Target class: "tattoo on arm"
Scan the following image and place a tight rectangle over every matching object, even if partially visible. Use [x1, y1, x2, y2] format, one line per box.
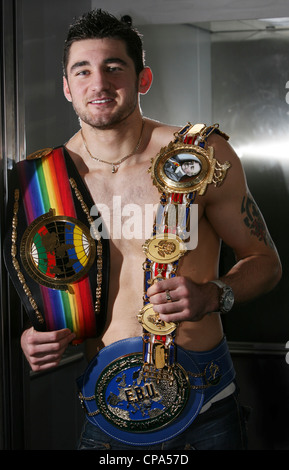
[241, 194, 273, 247]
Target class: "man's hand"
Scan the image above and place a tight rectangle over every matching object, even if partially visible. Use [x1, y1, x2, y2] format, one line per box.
[147, 277, 218, 323]
[21, 327, 76, 372]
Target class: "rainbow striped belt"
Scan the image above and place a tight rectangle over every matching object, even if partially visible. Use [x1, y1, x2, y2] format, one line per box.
[4, 146, 109, 343]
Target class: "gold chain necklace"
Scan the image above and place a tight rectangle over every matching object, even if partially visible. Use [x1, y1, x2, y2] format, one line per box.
[81, 120, 145, 173]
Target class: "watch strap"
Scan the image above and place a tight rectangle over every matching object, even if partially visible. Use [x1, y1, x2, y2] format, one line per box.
[209, 279, 227, 290]
[208, 280, 234, 314]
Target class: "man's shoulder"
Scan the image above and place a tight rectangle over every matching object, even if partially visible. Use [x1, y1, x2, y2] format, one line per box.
[146, 118, 179, 133]
[146, 119, 180, 146]
[147, 120, 230, 146]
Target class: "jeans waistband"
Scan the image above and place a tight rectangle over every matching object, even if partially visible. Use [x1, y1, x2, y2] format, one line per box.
[176, 337, 236, 405]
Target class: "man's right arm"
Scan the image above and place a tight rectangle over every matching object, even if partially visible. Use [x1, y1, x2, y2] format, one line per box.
[21, 327, 76, 372]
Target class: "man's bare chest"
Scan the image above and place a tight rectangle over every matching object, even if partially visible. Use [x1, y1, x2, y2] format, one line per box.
[84, 166, 161, 242]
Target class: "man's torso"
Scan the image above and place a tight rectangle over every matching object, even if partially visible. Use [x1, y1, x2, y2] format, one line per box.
[66, 119, 224, 359]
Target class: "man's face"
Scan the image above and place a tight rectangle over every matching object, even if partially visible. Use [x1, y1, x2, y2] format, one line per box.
[63, 38, 140, 129]
[181, 161, 200, 176]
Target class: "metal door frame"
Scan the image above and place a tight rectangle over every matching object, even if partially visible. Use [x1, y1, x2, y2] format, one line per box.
[0, 0, 26, 450]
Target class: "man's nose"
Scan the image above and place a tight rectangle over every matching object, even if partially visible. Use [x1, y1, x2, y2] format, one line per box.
[90, 69, 110, 91]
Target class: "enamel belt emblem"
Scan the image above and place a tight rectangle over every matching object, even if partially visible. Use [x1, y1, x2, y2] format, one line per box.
[77, 337, 204, 446]
[20, 209, 96, 292]
[149, 139, 230, 195]
[95, 353, 189, 433]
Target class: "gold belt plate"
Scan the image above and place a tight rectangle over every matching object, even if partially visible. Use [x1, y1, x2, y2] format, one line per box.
[143, 234, 187, 264]
[20, 209, 96, 291]
[149, 140, 230, 196]
[138, 303, 177, 335]
[95, 353, 190, 433]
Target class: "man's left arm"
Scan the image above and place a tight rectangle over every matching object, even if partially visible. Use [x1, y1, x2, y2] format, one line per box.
[204, 133, 282, 304]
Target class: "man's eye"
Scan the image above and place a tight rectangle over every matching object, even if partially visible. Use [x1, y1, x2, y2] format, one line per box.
[107, 66, 122, 72]
[76, 70, 89, 76]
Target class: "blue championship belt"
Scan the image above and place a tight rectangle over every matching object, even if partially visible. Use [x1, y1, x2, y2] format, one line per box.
[77, 336, 235, 446]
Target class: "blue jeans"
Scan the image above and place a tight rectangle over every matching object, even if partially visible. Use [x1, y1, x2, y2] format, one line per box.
[77, 387, 249, 450]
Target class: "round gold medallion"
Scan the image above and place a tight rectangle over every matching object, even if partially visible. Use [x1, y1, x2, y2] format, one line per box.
[139, 304, 177, 335]
[143, 234, 187, 264]
[20, 210, 96, 290]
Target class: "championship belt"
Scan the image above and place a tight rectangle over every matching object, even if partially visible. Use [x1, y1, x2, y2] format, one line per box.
[77, 123, 232, 444]
[139, 121, 231, 397]
[77, 336, 235, 445]
[4, 146, 109, 343]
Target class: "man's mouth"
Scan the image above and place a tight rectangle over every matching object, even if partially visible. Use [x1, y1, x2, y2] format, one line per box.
[89, 98, 114, 104]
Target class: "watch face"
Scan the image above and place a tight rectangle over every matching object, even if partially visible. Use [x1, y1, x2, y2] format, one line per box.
[222, 288, 234, 312]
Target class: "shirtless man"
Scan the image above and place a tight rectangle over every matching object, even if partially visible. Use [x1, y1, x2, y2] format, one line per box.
[20, 10, 281, 449]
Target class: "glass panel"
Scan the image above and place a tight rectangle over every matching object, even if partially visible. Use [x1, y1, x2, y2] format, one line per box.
[22, 0, 91, 155]
[197, 19, 289, 346]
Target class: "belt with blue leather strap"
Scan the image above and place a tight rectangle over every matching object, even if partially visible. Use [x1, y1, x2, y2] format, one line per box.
[77, 336, 235, 446]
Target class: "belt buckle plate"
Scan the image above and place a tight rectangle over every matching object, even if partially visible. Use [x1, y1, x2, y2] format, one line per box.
[77, 338, 205, 445]
[95, 353, 190, 433]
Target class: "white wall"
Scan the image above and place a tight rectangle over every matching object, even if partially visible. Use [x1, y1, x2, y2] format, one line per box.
[91, 0, 289, 25]
[140, 24, 212, 127]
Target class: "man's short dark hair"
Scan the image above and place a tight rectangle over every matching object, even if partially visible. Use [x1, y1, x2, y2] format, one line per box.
[63, 9, 145, 77]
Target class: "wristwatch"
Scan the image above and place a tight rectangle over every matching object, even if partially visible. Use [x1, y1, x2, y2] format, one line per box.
[209, 280, 234, 314]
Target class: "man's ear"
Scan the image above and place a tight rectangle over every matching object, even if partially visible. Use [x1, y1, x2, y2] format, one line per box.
[138, 67, 153, 95]
[63, 76, 72, 102]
